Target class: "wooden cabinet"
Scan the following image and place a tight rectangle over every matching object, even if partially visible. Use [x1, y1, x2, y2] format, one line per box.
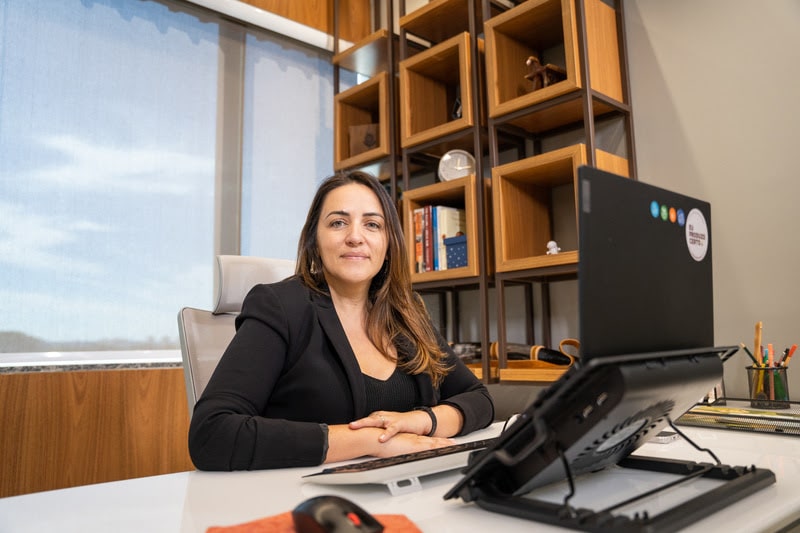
[0, 367, 193, 498]
[333, 0, 636, 384]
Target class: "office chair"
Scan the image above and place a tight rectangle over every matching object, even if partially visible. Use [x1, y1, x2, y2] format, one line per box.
[177, 255, 296, 414]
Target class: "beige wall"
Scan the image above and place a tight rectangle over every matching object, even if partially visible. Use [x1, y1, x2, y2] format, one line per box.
[624, 1, 800, 397]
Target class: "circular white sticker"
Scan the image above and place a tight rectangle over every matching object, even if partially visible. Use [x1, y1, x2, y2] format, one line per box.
[685, 208, 708, 261]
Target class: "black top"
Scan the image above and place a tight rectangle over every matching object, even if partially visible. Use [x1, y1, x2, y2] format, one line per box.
[188, 277, 494, 471]
[363, 369, 420, 414]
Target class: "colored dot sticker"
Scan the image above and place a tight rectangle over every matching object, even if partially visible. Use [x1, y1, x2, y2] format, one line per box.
[669, 207, 677, 223]
[660, 205, 668, 221]
[650, 201, 660, 218]
[685, 208, 709, 261]
[677, 209, 686, 227]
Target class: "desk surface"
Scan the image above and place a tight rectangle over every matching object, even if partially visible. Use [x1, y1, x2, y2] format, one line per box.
[1, 424, 798, 533]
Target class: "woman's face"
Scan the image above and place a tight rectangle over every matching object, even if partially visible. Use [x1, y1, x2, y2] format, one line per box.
[316, 183, 388, 293]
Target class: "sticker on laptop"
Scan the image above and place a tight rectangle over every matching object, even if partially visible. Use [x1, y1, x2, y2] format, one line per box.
[685, 208, 708, 261]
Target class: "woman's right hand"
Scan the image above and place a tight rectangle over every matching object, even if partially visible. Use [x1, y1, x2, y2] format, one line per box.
[324, 424, 454, 463]
[348, 409, 432, 442]
[370, 432, 456, 458]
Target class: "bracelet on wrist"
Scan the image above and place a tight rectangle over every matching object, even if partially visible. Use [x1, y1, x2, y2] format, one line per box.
[414, 405, 437, 437]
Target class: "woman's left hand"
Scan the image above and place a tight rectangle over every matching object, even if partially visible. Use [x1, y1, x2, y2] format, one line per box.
[349, 410, 431, 443]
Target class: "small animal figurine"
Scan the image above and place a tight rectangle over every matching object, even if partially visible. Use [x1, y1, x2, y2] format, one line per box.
[524, 56, 567, 91]
[546, 240, 561, 255]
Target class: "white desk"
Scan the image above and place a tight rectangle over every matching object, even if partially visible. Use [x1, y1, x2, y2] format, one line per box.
[1, 425, 798, 533]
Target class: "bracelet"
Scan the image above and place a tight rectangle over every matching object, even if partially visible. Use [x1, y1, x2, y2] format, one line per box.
[415, 406, 437, 437]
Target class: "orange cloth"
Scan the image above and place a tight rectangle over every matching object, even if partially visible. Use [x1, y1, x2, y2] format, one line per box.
[206, 511, 422, 533]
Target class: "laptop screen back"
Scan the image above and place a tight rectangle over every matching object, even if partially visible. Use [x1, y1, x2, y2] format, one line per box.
[445, 167, 729, 500]
[578, 166, 714, 360]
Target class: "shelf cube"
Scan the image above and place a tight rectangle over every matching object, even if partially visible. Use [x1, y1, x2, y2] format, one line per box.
[485, 0, 624, 125]
[334, 72, 391, 170]
[399, 32, 482, 148]
[402, 174, 489, 282]
[492, 144, 628, 273]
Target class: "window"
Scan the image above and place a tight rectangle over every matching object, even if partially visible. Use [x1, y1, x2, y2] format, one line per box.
[0, 0, 335, 354]
[240, 32, 335, 259]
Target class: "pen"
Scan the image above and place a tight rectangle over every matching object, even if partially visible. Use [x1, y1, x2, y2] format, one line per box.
[767, 344, 775, 400]
[754, 321, 763, 367]
[776, 347, 789, 366]
[739, 342, 760, 366]
[783, 344, 797, 367]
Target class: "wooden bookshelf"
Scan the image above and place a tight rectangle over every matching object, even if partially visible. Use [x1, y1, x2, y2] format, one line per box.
[334, 72, 392, 170]
[492, 143, 628, 273]
[402, 174, 490, 282]
[485, 0, 624, 122]
[399, 32, 483, 148]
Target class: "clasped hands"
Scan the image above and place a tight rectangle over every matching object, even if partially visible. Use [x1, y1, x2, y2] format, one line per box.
[325, 406, 464, 462]
[348, 408, 454, 453]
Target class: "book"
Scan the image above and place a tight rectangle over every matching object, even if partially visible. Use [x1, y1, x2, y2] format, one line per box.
[413, 207, 424, 273]
[434, 206, 466, 270]
[677, 399, 800, 436]
[423, 205, 433, 272]
[431, 204, 439, 270]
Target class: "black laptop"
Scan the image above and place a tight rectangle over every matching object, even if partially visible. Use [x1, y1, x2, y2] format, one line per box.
[444, 167, 761, 528]
[578, 165, 715, 358]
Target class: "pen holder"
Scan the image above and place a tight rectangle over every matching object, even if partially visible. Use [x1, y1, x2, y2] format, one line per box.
[747, 366, 790, 409]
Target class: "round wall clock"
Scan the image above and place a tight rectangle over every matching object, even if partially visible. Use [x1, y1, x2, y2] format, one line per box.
[438, 149, 476, 181]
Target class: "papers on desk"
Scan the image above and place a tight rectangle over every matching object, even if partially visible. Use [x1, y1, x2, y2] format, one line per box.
[677, 399, 800, 436]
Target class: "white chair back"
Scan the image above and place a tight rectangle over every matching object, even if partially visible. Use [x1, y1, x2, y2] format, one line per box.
[177, 255, 296, 413]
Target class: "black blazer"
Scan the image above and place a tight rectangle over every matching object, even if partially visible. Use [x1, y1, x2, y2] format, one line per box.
[188, 277, 494, 471]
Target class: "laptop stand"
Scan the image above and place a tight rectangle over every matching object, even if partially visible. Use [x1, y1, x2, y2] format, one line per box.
[463, 454, 775, 533]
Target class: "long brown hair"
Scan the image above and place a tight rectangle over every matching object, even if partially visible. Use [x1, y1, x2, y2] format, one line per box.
[296, 171, 450, 385]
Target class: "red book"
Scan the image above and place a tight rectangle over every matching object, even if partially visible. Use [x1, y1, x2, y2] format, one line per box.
[423, 205, 433, 272]
[413, 207, 424, 273]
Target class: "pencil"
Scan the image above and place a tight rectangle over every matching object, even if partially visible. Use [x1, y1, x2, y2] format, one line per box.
[739, 342, 760, 366]
[755, 321, 763, 367]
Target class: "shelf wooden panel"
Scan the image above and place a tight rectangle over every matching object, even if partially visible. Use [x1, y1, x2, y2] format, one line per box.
[492, 143, 628, 273]
[399, 32, 483, 148]
[333, 29, 391, 78]
[333, 28, 427, 79]
[502, 94, 621, 135]
[466, 364, 489, 380]
[594, 148, 630, 177]
[498, 366, 568, 383]
[467, 360, 569, 383]
[246, 0, 370, 43]
[584, 0, 623, 103]
[485, 0, 623, 121]
[402, 174, 489, 282]
[400, 0, 499, 44]
[334, 72, 392, 170]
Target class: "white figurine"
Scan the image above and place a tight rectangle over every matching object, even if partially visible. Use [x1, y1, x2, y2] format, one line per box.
[546, 240, 561, 255]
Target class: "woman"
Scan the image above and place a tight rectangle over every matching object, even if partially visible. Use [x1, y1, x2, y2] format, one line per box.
[188, 171, 494, 470]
